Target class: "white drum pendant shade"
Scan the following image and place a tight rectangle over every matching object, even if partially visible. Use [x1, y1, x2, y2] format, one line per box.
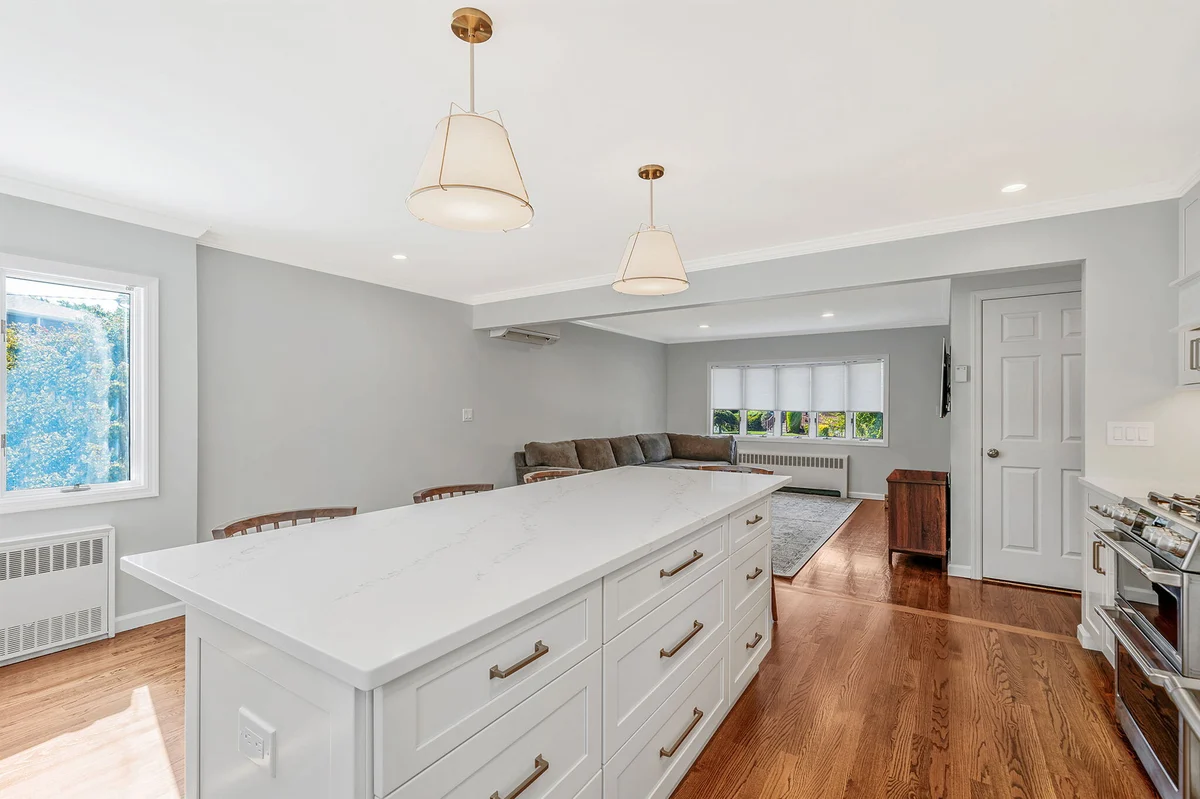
[407, 112, 533, 232]
[612, 226, 689, 295]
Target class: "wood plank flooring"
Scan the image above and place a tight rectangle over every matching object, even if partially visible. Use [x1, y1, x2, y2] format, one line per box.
[0, 499, 1155, 798]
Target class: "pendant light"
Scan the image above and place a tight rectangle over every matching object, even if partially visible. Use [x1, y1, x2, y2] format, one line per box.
[612, 164, 689, 295]
[407, 8, 533, 232]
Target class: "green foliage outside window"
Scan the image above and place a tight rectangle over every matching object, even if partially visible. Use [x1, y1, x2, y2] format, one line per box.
[853, 411, 884, 440]
[712, 409, 739, 434]
[782, 411, 809, 436]
[746, 410, 775, 436]
[816, 411, 846, 438]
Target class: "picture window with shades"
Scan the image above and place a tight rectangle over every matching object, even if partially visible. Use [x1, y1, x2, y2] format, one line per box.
[709, 358, 887, 445]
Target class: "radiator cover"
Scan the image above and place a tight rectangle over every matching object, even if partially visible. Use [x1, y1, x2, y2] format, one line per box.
[737, 449, 849, 497]
[0, 526, 115, 665]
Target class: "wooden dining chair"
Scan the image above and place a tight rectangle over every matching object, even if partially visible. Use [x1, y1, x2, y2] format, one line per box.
[698, 465, 776, 475]
[211, 507, 358, 539]
[413, 484, 494, 503]
[523, 469, 587, 483]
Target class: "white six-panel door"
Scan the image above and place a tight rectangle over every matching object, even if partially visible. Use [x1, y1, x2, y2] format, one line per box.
[981, 292, 1083, 589]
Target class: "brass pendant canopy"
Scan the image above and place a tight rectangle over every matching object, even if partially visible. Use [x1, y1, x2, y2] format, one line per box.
[407, 7, 533, 232]
[612, 164, 689, 296]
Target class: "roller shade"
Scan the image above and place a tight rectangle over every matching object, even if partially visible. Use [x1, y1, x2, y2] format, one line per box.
[847, 361, 884, 412]
[711, 367, 743, 409]
[811, 364, 846, 410]
[743, 367, 776, 410]
[778, 366, 812, 411]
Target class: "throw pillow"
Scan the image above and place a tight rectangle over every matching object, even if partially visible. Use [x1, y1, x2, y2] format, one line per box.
[668, 433, 733, 463]
[574, 439, 618, 471]
[524, 440, 582, 470]
[609, 435, 647, 466]
[636, 433, 673, 463]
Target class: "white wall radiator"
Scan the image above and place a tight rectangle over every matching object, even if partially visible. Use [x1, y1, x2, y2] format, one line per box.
[0, 526, 115, 666]
[737, 449, 849, 497]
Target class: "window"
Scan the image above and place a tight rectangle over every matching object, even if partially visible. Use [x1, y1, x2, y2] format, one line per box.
[2, 255, 158, 513]
[708, 358, 887, 445]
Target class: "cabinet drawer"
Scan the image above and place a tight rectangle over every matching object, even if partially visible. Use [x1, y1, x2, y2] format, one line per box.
[730, 595, 772, 701]
[730, 499, 771, 553]
[571, 771, 601, 799]
[375, 582, 601, 794]
[387, 652, 601, 799]
[729, 530, 771, 626]
[603, 519, 727, 641]
[604, 644, 728, 799]
[603, 564, 727, 761]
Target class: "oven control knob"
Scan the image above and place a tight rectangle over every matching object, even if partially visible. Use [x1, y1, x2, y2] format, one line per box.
[1162, 533, 1191, 558]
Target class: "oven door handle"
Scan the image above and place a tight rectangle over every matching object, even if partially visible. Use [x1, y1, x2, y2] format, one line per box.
[1094, 606, 1179, 687]
[1166, 678, 1200, 740]
[1094, 530, 1183, 587]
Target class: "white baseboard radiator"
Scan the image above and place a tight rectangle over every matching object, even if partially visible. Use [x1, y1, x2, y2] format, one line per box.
[737, 449, 849, 497]
[0, 526, 115, 666]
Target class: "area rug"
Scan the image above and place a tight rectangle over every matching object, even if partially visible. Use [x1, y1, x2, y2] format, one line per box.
[771, 492, 861, 578]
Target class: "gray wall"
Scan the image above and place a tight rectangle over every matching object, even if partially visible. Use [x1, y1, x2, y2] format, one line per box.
[197, 247, 667, 539]
[665, 326, 951, 496]
[0, 194, 199, 621]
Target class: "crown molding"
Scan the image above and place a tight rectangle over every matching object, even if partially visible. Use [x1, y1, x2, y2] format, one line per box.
[0, 175, 210, 238]
[582, 316, 951, 346]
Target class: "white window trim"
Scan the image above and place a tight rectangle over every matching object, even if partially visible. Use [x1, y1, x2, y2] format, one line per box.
[0, 253, 159, 515]
[707, 355, 889, 448]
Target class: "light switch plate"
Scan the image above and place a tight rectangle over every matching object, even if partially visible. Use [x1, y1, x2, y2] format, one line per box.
[954, 365, 969, 383]
[462, 408, 474, 422]
[1107, 421, 1154, 447]
[238, 707, 276, 776]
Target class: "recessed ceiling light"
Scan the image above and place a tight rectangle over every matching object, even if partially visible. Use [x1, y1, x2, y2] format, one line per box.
[392, 253, 408, 260]
[822, 312, 835, 318]
[698, 324, 710, 329]
[1001, 183, 1027, 193]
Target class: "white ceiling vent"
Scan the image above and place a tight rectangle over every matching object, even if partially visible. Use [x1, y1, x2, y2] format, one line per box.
[489, 326, 560, 346]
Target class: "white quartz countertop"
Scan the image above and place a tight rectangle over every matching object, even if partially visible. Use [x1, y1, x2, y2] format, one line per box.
[1079, 475, 1156, 503]
[122, 466, 789, 690]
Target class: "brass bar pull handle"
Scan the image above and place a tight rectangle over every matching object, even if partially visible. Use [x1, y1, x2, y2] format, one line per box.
[659, 708, 704, 758]
[490, 640, 549, 680]
[746, 514, 763, 526]
[746, 566, 763, 581]
[489, 754, 549, 799]
[746, 632, 763, 650]
[1191, 338, 1200, 371]
[660, 620, 704, 658]
[1092, 540, 1106, 575]
[660, 550, 703, 578]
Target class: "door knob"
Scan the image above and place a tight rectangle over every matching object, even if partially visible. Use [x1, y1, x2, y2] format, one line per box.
[986, 448, 1000, 458]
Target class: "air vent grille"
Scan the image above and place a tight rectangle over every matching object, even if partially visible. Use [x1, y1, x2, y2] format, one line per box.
[0, 536, 105, 582]
[738, 452, 846, 470]
[0, 606, 104, 658]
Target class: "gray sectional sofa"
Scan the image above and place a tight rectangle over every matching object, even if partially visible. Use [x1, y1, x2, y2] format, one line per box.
[514, 433, 737, 482]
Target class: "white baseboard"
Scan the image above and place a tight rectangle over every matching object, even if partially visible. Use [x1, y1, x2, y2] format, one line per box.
[115, 601, 184, 633]
[946, 564, 974, 579]
[1077, 623, 1099, 652]
[848, 492, 885, 500]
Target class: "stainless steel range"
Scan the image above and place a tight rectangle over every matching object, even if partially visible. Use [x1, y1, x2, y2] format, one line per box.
[1095, 493, 1200, 799]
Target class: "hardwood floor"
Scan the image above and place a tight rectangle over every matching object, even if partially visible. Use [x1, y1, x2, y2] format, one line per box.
[0, 500, 1154, 798]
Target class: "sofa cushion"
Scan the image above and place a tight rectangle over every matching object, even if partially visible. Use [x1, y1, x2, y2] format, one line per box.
[644, 458, 733, 468]
[636, 433, 673, 463]
[609, 435, 647, 466]
[574, 438, 618, 471]
[524, 440, 581, 470]
[667, 434, 734, 463]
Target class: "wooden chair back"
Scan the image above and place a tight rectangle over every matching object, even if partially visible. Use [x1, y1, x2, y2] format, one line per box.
[413, 484, 494, 503]
[698, 465, 775, 475]
[212, 507, 358, 539]
[523, 469, 587, 483]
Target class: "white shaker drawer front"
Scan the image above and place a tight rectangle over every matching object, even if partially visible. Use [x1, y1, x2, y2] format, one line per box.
[729, 530, 771, 626]
[603, 564, 727, 761]
[730, 595, 772, 701]
[375, 582, 601, 795]
[571, 771, 602, 799]
[730, 499, 771, 553]
[603, 519, 728, 642]
[388, 652, 602, 799]
[604, 644, 728, 799]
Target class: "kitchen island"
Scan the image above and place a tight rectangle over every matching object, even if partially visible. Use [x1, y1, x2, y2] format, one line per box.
[122, 465, 789, 799]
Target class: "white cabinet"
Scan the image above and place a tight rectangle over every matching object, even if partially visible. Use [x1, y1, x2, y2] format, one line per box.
[1078, 488, 1116, 667]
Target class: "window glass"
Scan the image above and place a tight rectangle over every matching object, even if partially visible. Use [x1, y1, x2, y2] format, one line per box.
[816, 411, 846, 439]
[853, 411, 884, 440]
[782, 411, 809, 437]
[5, 277, 131, 491]
[745, 410, 775, 436]
[712, 409, 740, 434]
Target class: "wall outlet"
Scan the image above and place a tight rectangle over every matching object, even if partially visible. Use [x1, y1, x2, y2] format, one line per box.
[462, 408, 474, 422]
[1107, 421, 1154, 447]
[238, 707, 276, 776]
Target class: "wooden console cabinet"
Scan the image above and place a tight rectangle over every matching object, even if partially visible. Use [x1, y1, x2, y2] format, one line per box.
[886, 469, 949, 569]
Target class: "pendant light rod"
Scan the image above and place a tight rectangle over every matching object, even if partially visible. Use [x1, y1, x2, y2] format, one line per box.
[469, 41, 475, 112]
[451, 8, 492, 114]
[637, 164, 665, 229]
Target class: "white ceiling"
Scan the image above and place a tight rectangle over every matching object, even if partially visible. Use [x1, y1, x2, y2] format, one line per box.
[1, 2, 1198, 304]
[580, 280, 951, 344]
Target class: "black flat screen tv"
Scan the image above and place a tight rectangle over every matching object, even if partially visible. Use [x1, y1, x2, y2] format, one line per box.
[938, 337, 951, 418]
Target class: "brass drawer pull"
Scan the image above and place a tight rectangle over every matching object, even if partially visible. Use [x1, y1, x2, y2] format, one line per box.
[660, 708, 704, 758]
[746, 632, 763, 650]
[660, 550, 704, 578]
[1092, 540, 1106, 576]
[490, 640, 549, 680]
[660, 620, 704, 658]
[746, 514, 764, 526]
[746, 566, 763, 581]
[489, 754, 549, 799]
